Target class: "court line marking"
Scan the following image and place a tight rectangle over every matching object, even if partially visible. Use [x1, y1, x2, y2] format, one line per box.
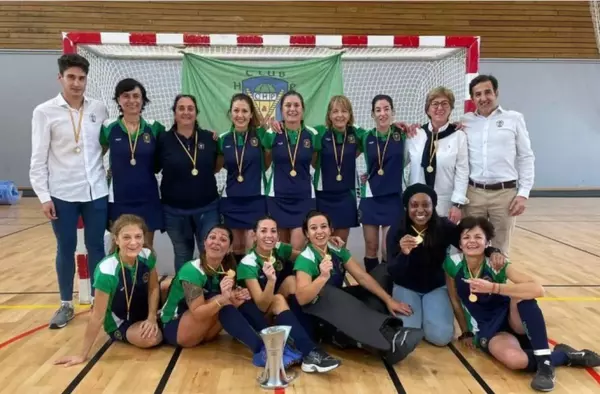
[154, 346, 182, 394]
[548, 339, 600, 386]
[0, 310, 88, 350]
[516, 225, 600, 259]
[0, 304, 92, 310]
[0, 220, 50, 239]
[381, 356, 407, 394]
[61, 339, 113, 394]
[447, 343, 495, 394]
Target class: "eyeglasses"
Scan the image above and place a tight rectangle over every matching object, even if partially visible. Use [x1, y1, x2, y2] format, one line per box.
[430, 101, 451, 109]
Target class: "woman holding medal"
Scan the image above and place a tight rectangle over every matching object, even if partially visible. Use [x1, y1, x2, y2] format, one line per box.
[387, 183, 505, 347]
[407, 87, 468, 223]
[359, 95, 409, 273]
[236, 216, 342, 373]
[294, 210, 423, 365]
[444, 216, 600, 392]
[218, 93, 269, 262]
[54, 214, 163, 367]
[262, 91, 320, 251]
[156, 94, 221, 273]
[101, 78, 165, 246]
[160, 224, 305, 368]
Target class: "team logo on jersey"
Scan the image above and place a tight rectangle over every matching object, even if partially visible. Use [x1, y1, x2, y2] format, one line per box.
[250, 137, 259, 147]
[198, 142, 205, 150]
[393, 132, 401, 141]
[496, 120, 504, 127]
[303, 138, 311, 148]
[143, 133, 151, 143]
[347, 134, 356, 144]
[142, 272, 150, 283]
[90, 113, 96, 123]
[240, 76, 289, 122]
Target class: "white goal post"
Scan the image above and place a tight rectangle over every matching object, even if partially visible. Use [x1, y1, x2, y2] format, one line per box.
[63, 31, 480, 294]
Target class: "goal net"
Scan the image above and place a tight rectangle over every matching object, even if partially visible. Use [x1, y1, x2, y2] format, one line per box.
[63, 32, 479, 194]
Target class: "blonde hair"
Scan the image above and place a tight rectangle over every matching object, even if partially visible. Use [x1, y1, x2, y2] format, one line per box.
[325, 95, 355, 129]
[425, 87, 455, 119]
[108, 214, 151, 255]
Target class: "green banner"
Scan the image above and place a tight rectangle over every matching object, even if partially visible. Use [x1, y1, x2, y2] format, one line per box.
[181, 52, 344, 133]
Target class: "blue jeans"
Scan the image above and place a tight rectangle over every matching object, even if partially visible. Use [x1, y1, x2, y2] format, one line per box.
[392, 284, 454, 346]
[51, 196, 108, 302]
[163, 199, 220, 273]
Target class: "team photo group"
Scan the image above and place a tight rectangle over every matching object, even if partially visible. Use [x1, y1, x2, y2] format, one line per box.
[29, 52, 600, 392]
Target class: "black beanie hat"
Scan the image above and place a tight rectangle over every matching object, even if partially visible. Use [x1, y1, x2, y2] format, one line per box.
[402, 183, 438, 208]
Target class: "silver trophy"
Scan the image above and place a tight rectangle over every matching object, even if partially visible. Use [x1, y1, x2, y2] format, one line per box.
[257, 325, 297, 389]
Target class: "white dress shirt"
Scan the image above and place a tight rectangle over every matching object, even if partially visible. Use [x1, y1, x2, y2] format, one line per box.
[407, 122, 469, 215]
[29, 93, 109, 204]
[461, 106, 535, 198]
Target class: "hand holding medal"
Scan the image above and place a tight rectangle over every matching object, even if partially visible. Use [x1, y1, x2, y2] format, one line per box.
[262, 257, 277, 282]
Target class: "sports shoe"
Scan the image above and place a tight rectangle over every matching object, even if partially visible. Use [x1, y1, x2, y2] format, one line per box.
[554, 343, 600, 368]
[531, 359, 555, 392]
[301, 347, 341, 373]
[49, 303, 74, 329]
[252, 346, 267, 367]
[283, 345, 303, 367]
[380, 320, 424, 365]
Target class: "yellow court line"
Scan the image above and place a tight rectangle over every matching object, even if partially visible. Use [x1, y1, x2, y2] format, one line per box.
[538, 297, 600, 302]
[0, 304, 91, 310]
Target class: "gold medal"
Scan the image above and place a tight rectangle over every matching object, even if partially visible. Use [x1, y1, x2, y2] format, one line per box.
[233, 131, 248, 186]
[175, 130, 198, 177]
[268, 256, 276, 265]
[68, 104, 84, 155]
[332, 130, 346, 183]
[74, 146, 81, 154]
[469, 293, 478, 303]
[414, 235, 423, 244]
[377, 168, 384, 176]
[290, 169, 297, 177]
[426, 165, 434, 173]
[375, 128, 391, 179]
[191, 168, 198, 176]
[237, 175, 244, 183]
[336, 174, 343, 181]
[123, 119, 141, 168]
[130, 158, 136, 166]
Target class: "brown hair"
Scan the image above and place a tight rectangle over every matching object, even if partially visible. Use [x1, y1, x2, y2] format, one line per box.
[108, 214, 151, 255]
[425, 87, 455, 119]
[229, 93, 262, 131]
[200, 224, 237, 277]
[325, 95, 355, 129]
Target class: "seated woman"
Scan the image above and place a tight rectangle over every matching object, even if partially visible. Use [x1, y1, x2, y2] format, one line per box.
[237, 215, 341, 373]
[159, 224, 302, 367]
[54, 214, 163, 367]
[445, 216, 600, 392]
[387, 183, 506, 347]
[293, 210, 423, 365]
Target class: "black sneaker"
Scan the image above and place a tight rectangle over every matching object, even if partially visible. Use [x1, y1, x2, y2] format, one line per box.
[301, 348, 341, 373]
[554, 343, 600, 368]
[531, 359, 556, 392]
[380, 320, 424, 365]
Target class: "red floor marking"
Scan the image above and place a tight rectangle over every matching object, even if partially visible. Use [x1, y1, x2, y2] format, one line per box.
[549, 338, 600, 385]
[274, 388, 286, 394]
[0, 311, 88, 350]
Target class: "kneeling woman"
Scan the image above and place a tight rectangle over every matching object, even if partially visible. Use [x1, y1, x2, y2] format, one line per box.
[446, 216, 600, 392]
[160, 224, 301, 367]
[55, 214, 163, 367]
[294, 210, 423, 364]
[237, 216, 341, 373]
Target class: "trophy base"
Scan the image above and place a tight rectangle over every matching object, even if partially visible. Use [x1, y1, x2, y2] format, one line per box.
[257, 370, 297, 389]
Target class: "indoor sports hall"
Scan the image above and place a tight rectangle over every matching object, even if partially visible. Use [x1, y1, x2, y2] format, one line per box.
[1, 2, 600, 393]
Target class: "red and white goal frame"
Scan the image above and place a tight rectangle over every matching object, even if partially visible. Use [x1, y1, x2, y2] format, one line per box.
[63, 31, 480, 295]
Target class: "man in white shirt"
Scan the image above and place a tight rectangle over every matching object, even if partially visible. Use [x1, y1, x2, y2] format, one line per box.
[461, 75, 535, 255]
[29, 54, 109, 329]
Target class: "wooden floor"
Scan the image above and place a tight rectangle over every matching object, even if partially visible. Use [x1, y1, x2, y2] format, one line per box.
[1, 197, 600, 394]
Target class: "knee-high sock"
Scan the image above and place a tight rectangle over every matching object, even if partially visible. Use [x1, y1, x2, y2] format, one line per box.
[286, 295, 315, 338]
[523, 350, 569, 371]
[517, 299, 552, 365]
[274, 310, 316, 357]
[237, 301, 269, 332]
[364, 257, 379, 273]
[218, 305, 263, 354]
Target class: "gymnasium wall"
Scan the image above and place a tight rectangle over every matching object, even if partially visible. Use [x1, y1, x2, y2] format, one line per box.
[1, 1, 599, 193]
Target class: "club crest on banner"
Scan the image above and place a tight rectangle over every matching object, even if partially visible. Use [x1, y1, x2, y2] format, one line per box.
[242, 77, 288, 122]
